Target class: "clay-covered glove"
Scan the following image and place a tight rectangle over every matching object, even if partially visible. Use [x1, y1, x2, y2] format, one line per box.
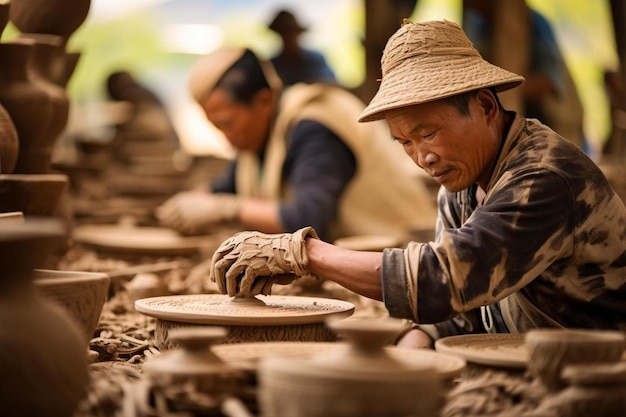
[155, 191, 241, 235]
[209, 226, 319, 297]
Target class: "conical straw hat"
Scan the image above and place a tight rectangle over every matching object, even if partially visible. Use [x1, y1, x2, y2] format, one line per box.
[359, 20, 525, 122]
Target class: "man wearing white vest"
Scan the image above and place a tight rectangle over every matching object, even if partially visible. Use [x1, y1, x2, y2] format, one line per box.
[156, 47, 437, 242]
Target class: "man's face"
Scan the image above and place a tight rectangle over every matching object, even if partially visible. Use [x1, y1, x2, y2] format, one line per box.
[201, 88, 272, 152]
[385, 90, 500, 192]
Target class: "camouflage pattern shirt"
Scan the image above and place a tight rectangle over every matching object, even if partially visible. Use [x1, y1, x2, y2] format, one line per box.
[382, 114, 626, 336]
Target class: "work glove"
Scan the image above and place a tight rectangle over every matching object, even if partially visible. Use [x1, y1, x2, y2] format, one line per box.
[209, 226, 319, 297]
[155, 191, 241, 235]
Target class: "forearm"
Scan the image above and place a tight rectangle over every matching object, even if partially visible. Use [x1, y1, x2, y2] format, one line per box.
[237, 198, 284, 234]
[305, 238, 383, 301]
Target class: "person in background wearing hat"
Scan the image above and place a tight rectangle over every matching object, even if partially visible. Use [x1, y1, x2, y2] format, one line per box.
[463, 0, 587, 151]
[267, 9, 337, 86]
[208, 20, 626, 347]
[156, 47, 437, 245]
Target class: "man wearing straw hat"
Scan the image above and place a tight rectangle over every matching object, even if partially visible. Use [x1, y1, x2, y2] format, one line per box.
[156, 47, 437, 243]
[208, 20, 626, 346]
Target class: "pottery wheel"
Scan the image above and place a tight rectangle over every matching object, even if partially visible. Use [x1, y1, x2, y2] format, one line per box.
[73, 224, 214, 256]
[134, 294, 355, 326]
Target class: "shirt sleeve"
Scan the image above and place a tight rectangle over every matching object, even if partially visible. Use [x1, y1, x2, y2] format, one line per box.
[382, 166, 575, 324]
[279, 119, 356, 241]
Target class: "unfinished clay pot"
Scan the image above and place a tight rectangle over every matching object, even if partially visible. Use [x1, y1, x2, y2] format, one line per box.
[33, 269, 110, 342]
[525, 328, 626, 391]
[0, 39, 54, 174]
[0, 104, 19, 174]
[0, 173, 68, 216]
[53, 50, 80, 87]
[0, 3, 19, 174]
[528, 362, 626, 417]
[9, 0, 91, 44]
[0, 1, 9, 35]
[257, 318, 444, 417]
[138, 327, 248, 415]
[20, 33, 70, 162]
[0, 218, 89, 417]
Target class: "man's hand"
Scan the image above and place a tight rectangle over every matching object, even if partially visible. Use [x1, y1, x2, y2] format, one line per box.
[209, 227, 319, 297]
[155, 191, 241, 235]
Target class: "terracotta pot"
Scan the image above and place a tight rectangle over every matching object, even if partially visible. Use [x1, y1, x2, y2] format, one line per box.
[0, 1, 9, 35]
[0, 218, 90, 417]
[525, 328, 626, 391]
[0, 39, 54, 174]
[9, 0, 91, 44]
[257, 318, 444, 417]
[54, 50, 81, 87]
[0, 173, 68, 216]
[0, 103, 19, 174]
[20, 33, 70, 160]
[33, 269, 110, 342]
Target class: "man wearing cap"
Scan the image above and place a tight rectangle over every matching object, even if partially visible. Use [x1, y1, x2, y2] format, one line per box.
[156, 47, 437, 243]
[267, 9, 337, 86]
[208, 20, 626, 346]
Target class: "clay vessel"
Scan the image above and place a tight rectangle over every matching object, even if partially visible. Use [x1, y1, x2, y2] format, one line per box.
[0, 104, 19, 174]
[9, 0, 91, 44]
[0, 218, 90, 417]
[53, 50, 80, 87]
[0, 0, 9, 36]
[19, 33, 70, 164]
[257, 318, 444, 417]
[525, 328, 626, 391]
[137, 327, 248, 415]
[0, 2, 23, 174]
[0, 39, 54, 174]
[0, 173, 68, 216]
[34, 269, 110, 342]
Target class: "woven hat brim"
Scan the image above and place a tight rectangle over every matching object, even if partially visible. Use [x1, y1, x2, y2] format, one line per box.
[188, 47, 246, 104]
[358, 55, 525, 123]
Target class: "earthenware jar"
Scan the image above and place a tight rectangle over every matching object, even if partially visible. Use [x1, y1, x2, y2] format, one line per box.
[0, 104, 19, 174]
[525, 328, 626, 391]
[0, 173, 68, 216]
[0, 218, 90, 416]
[0, 39, 54, 174]
[0, 3, 22, 174]
[53, 50, 80, 87]
[528, 362, 626, 417]
[0, 0, 9, 36]
[257, 318, 443, 417]
[142, 326, 247, 414]
[20, 33, 70, 165]
[9, 0, 91, 45]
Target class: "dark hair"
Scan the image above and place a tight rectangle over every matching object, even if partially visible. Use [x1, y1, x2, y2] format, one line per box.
[444, 87, 503, 117]
[215, 49, 270, 105]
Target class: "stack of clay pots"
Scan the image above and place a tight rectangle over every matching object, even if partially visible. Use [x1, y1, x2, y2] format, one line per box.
[0, 0, 91, 254]
[0, 2, 97, 416]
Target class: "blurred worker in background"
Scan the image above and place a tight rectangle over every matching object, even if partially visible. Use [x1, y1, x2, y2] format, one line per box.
[267, 9, 337, 86]
[463, 0, 586, 150]
[156, 47, 437, 243]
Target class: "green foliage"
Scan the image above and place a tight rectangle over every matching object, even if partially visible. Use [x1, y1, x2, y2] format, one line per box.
[63, 13, 168, 102]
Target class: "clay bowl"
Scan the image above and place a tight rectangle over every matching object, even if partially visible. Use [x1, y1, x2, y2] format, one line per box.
[525, 328, 626, 391]
[0, 174, 68, 216]
[34, 269, 110, 342]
